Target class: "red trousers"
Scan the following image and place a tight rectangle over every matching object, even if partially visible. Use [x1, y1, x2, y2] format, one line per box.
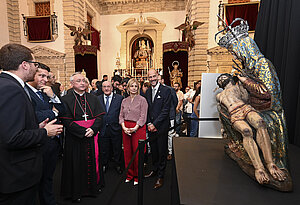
[122, 121, 146, 181]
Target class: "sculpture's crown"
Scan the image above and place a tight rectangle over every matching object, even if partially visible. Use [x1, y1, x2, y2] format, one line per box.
[215, 18, 249, 49]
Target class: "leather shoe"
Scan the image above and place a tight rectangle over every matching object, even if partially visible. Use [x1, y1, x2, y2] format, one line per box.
[153, 178, 163, 190]
[144, 170, 156, 178]
[72, 198, 81, 203]
[167, 154, 172, 160]
[115, 166, 123, 175]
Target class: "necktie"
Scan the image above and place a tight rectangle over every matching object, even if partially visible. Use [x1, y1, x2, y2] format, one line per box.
[36, 91, 44, 102]
[152, 88, 156, 102]
[105, 96, 110, 112]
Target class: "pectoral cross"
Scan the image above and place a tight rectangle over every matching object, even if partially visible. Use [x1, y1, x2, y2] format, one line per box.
[82, 113, 89, 121]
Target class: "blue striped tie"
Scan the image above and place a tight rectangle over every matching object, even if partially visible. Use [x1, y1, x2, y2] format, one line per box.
[36, 91, 44, 102]
[105, 96, 110, 112]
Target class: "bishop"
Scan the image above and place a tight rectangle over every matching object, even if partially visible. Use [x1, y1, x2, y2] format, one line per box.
[60, 72, 105, 203]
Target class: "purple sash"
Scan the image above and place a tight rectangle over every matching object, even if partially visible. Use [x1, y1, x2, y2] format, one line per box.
[74, 119, 100, 183]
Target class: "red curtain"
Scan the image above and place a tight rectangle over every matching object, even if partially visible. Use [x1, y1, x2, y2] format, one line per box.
[75, 54, 97, 82]
[27, 16, 51, 42]
[225, 3, 259, 31]
[91, 26, 100, 50]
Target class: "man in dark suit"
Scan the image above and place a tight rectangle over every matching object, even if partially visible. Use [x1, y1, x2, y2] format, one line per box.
[27, 63, 64, 205]
[98, 81, 124, 174]
[0, 43, 63, 205]
[145, 69, 171, 189]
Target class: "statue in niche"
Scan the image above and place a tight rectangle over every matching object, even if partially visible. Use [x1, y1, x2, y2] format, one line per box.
[215, 18, 292, 191]
[134, 39, 151, 68]
[64, 23, 93, 46]
[169, 61, 183, 87]
[175, 14, 204, 49]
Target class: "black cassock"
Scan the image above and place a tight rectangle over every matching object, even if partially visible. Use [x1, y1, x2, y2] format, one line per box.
[60, 91, 105, 200]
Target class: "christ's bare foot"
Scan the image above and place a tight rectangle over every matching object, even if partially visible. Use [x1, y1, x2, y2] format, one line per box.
[266, 163, 286, 181]
[255, 168, 270, 184]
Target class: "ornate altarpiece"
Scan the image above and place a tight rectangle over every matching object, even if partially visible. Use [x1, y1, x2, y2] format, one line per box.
[117, 14, 165, 78]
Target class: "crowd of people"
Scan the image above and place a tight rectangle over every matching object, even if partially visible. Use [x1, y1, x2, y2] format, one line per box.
[0, 43, 202, 204]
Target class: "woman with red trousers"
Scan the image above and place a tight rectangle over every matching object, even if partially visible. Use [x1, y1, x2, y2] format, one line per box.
[119, 78, 148, 185]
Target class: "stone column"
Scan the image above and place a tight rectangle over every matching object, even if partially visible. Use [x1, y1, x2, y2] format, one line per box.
[63, 0, 85, 86]
[7, 0, 21, 44]
[156, 27, 164, 70]
[118, 28, 127, 70]
[186, 0, 210, 86]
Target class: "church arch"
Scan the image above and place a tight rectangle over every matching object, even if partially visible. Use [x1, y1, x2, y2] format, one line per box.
[117, 13, 166, 75]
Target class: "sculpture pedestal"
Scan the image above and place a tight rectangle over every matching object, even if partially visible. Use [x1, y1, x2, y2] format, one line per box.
[225, 142, 293, 192]
[172, 137, 299, 205]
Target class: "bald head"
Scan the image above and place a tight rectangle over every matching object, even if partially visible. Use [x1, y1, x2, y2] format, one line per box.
[102, 80, 113, 96]
[148, 69, 158, 76]
[148, 69, 158, 87]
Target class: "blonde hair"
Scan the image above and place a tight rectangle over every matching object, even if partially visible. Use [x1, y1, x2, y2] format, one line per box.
[127, 78, 140, 95]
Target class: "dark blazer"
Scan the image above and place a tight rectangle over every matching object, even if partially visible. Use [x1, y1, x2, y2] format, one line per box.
[98, 93, 123, 137]
[27, 86, 65, 123]
[165, 85, 178, 120]
[0, 73, 47, 193]
[51, 82, 61, 97]
[146, 83, 171, 134]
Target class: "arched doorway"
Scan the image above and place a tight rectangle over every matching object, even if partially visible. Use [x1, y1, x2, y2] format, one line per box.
[117, 15, 166, 78]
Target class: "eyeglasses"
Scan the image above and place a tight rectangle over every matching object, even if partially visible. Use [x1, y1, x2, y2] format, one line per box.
[25, 60, 40, 68]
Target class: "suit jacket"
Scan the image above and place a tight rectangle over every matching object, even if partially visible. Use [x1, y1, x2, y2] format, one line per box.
[165, 85, 178, 120]
[27, 86, 65, 124]
[51, 82, 61, 97]
[0, 73, 47, 193]
[146, 83, 171, 134]
[98, 93, 123, 137]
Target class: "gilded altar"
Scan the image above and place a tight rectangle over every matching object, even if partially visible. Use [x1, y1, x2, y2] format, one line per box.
[116, 13, 165, 78]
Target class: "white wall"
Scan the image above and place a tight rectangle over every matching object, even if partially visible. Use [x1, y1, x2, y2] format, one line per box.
[0, 1, 10, 47]
[208, 0, 219, 49]
[19, 0, 65, 53]
[99, 10, 185, 79]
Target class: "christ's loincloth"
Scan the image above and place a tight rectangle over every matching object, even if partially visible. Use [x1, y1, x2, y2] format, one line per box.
[229, 104, 258, 124]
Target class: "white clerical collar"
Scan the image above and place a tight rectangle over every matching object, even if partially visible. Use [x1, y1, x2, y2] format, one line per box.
[2, 71, 25, 87]
[152, 82, 160, 91]
[73, 90, 85, 96]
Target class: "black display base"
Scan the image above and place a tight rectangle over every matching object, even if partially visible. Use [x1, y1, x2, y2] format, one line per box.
[173, 137, 300, 205]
